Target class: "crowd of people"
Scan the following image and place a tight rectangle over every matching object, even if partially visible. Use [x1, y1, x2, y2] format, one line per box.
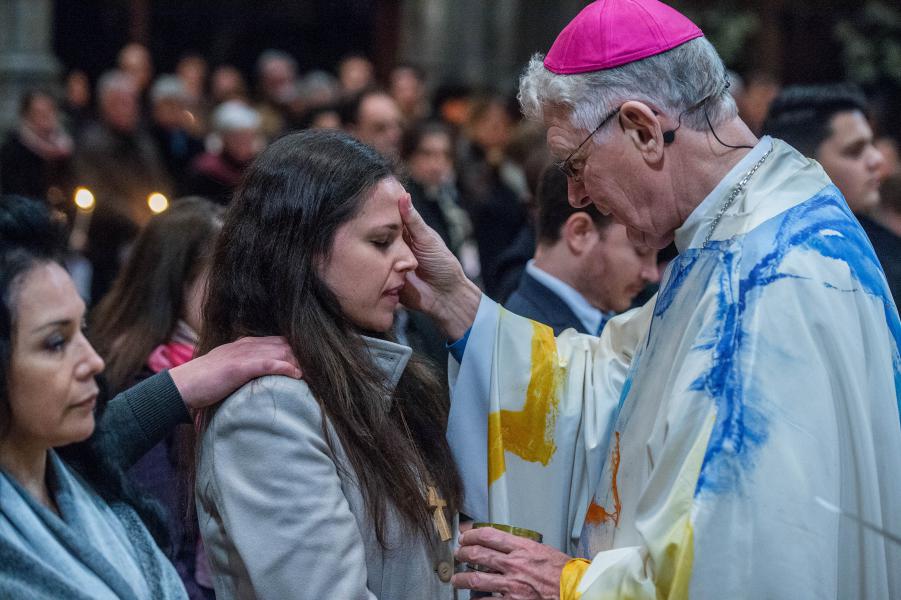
[1, 0, 900, 598]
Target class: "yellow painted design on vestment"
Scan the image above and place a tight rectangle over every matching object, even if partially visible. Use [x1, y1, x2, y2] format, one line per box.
[488, 321, 563, 484]
[560, 558, 591, 600]
[655, 520, 694, 600]
[488, 411, 505, 485]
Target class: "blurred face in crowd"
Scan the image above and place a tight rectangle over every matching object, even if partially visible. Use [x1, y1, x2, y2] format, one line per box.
[261, 58, 296, 104]
[24, 95, 60, 138]
[118, 43, 153, 92]
[816, 110, 885, 213]
[355, 93, 403, 159]
[222, 128, 261, 164]
[310, 110, 342, 130]
[578, 222, 660, 313]
[339, 57, 374, 95]
[152, 97, 187, 130]
[177, 55, 207, 100]
[100, 84, 140, 134]
[470, 102, 514, 154]
[319, 177, 417, 332]
[66, 71, 91, 108]
[734, 75, 780, 135]
[408, 131, 453, 190]
[440, 96, 472, 128]
[4, 263, 104, 450]
[390, 67, 425, 116]
[211, 66, 247, 103]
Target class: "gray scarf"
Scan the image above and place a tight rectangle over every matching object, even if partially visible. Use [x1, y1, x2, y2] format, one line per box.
[0, 451, 187, 599]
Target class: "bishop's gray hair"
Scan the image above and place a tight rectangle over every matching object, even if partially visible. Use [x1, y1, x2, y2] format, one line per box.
[518, 37, 737, 140]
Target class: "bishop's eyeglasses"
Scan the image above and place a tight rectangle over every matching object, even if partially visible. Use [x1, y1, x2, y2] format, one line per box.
[555, 105, 621, 181]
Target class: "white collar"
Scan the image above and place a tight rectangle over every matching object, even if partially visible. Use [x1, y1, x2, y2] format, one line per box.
[674, 136, 774, 252]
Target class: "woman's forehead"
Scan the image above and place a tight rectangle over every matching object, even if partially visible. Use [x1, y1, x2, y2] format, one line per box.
[13, 263, 83, 331]
[356, 178, 406, 220]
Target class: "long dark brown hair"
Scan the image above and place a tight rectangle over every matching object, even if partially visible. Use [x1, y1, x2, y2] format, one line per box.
[197, 129, 462, 546]
[90, 197, 223, 393]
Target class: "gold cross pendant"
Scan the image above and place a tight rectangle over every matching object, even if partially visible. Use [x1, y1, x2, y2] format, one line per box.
[427, 485, 452, 542]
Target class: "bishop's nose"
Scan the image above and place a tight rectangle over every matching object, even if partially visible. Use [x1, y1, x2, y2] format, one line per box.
[567, 177, 591, 208]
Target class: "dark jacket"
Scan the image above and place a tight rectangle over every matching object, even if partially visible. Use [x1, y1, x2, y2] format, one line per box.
[0, 131, 72, 200]
[149, 125, 204, 196]
[505, 270, 590, 336]
[859, 214, 900, 305]
[186, 151, 249, 206]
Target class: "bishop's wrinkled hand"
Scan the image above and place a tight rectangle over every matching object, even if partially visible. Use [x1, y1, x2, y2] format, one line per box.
[452, 526, 571, 600]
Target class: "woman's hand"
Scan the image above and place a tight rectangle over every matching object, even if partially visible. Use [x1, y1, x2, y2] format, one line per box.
[398, 194, 481, 340]
[168, 336, 301, 410]
[452, 527, 571, 600]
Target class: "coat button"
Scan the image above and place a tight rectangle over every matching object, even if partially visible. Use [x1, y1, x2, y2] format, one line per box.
[436, 560, 453, 582]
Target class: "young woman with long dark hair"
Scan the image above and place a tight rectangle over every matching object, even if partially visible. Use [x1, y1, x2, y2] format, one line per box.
[195, 129, 463, 599]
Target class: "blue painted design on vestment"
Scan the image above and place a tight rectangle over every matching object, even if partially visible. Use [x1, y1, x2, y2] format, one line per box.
[654, 251, 701, 317]
[689, 241, 770, 494]
[618, 375, 633, 412]
[653, 185, 901, 497]
[781, 189, 901, 423]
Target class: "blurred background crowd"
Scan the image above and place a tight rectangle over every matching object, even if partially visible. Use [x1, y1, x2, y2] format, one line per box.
[1, 2, 900, 598]
[1, 0, 899, 317]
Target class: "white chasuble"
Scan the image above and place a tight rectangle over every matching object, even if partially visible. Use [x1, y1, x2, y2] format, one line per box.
[447, 138, 901, 598]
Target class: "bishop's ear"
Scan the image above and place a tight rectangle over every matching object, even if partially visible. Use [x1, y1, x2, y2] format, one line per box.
[619, 101, 665, 163]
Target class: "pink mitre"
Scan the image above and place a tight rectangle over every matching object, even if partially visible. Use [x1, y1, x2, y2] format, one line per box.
[544, 0, 704, 74]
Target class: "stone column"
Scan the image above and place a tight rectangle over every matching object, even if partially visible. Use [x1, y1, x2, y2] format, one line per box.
[0, 0, 60, 131]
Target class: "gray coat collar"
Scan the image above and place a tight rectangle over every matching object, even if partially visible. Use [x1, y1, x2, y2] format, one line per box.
[361, 335, 412, 392]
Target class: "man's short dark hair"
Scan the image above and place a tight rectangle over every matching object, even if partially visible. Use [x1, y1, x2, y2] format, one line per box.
[762, 83, 869, 157]
[535, 166, 611, 244]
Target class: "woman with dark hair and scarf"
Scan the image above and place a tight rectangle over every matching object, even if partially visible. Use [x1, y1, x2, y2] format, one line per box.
[195, 129, 463, 599]
[0, 196, 299, 599]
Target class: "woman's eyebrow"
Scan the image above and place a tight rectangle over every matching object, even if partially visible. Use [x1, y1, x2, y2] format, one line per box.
[368, 222, 402, 232]
[31, 318, 72, 334]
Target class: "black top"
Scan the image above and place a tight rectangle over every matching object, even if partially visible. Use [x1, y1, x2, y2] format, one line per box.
[0, 132, 71, 201]
[859, 214, 901, 305]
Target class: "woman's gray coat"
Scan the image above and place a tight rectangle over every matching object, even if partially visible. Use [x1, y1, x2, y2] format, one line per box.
[195, 337, 456, 599]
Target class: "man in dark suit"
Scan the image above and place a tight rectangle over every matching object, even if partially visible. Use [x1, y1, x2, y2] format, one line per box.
[505, 167, 660, 335]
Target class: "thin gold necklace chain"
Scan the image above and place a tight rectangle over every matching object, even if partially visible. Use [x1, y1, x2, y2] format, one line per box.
[703, 146, 774, 248]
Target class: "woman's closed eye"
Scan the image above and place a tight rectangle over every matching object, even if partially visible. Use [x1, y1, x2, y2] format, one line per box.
[44, 331, 69, 353]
